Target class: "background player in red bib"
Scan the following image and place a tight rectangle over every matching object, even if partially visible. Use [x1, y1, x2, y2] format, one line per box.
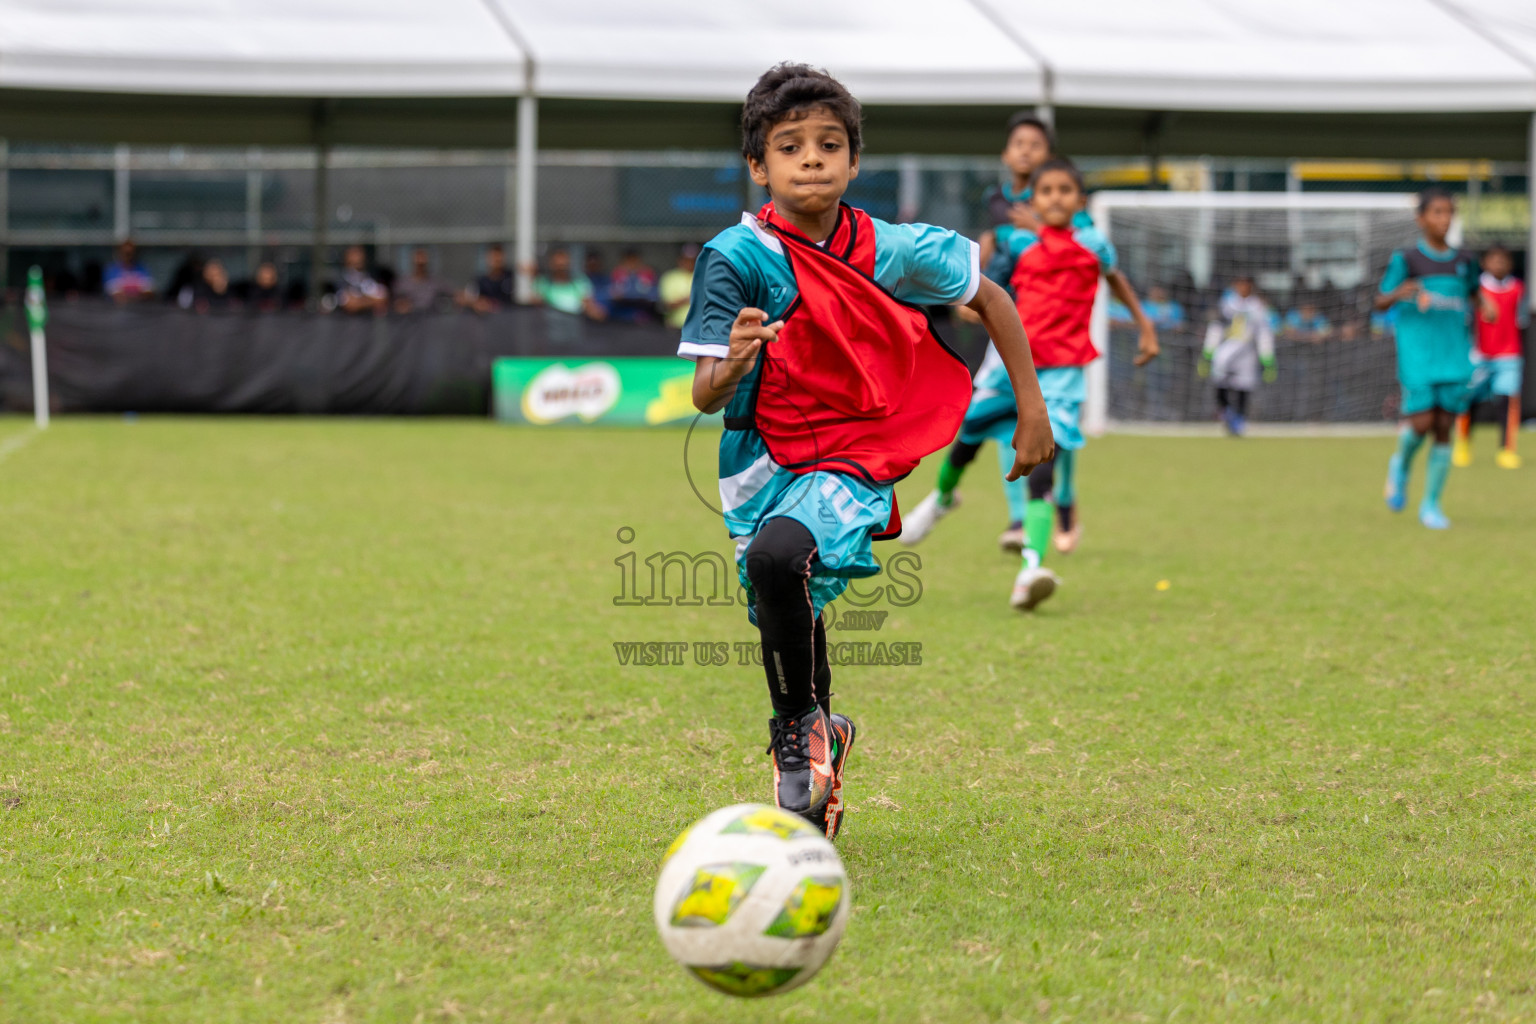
[902, 159, 1153, 611]
[1454, 243, 1526, 470]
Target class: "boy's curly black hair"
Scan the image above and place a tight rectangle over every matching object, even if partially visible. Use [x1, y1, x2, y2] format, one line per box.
[1005, 111, 1057, 153]
[740, 63, 863, 164]
[1031, 157, 1084, 193]
[1417, 186, 1454, 215]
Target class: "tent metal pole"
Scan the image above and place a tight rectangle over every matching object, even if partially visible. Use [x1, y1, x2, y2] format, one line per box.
[0, 138, 8, 285]
[312, 142, 329, 309]
[1530, 111, 1536, 315]
[1145, 114, 1164, 191]
[246, 146, 262, 274]
[113, 144, 131, 242]
[515, 94, 538, 304]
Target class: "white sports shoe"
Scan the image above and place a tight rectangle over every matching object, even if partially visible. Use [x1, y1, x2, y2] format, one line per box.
[997, 526, 1025, 554]
[1010, 566, 1060, 611]
[899, 490, 957, 545]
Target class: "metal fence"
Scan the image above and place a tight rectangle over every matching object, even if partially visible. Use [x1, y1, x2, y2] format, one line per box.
[2, 143, 1530, 298]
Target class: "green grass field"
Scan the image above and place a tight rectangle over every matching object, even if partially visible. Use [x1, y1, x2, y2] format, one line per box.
[3, 415, 1535, 1023]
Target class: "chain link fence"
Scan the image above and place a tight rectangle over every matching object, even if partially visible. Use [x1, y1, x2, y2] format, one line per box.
[2, 143, 1528, 300]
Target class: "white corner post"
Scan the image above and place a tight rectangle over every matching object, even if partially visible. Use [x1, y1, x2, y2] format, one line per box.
[515, 92, 538, 304]
[29, 326, 48, 430]
[1083, 193, 1110, 437]
[25, 266, 48, 429]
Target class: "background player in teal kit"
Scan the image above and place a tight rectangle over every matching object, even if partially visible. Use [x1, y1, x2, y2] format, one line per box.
[682, 64, 1054, 837]
[1375, 188, 1492, 530]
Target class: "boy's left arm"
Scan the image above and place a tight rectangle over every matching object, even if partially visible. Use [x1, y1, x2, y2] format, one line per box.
[1104, 270, 1160, 367]
[967, 277, 1054, 478]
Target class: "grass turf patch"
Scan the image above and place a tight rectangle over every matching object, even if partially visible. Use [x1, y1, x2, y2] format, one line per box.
[1, 415, 1533, 1022]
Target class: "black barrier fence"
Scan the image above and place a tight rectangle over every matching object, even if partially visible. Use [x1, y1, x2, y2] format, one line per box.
[1, 300, 1529, 421]
[0, 301, 683, 416]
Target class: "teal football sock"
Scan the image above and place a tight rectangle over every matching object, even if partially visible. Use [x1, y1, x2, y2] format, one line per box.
[1423, 443, 1452, 510]
[1389, 426, 1426, 492]
[1053, 448, 1077, 508]
[995, 441, 1027, 525]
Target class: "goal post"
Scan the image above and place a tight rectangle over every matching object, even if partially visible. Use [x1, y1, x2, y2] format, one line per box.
[1085, 191, 1421, 434]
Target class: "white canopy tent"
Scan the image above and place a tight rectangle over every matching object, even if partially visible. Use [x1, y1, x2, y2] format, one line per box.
[984, 0, 1536, 111]
[1, 0, 1532, 109]
[0, 0, 530, 96]
[1, 0, 1535, 295]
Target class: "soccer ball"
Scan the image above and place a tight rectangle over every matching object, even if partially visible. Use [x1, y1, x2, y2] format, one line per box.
[653, 803, 851, 997]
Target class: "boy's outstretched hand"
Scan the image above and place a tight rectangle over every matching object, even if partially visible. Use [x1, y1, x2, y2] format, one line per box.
[1134, 324, 1161, 367]
[1007, 405, 1056, 481]
[718, 307, 780, 385]
[691, 307, 783, 413]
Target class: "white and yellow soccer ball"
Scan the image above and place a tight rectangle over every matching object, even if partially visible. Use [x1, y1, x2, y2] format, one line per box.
[653, 803, 851, 997]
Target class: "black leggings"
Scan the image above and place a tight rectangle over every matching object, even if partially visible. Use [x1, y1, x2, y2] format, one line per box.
[1216, 388, 1250, 415]
[948, 438, 982, 469]
[743, 518, 831, 718]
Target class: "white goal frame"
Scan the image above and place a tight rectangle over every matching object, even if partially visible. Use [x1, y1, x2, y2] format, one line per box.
[1084, 190, 1421, 436]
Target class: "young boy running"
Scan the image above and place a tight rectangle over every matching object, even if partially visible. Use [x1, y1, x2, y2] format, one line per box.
[1453, 243, 1525, 469]
[1376, 188, 1489, 529]
[904, 115, 1157, 558]
[680, 64, 1054, 836]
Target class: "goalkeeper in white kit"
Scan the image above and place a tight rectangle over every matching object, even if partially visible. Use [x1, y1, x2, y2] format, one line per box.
[1200, 275, 1276, 436]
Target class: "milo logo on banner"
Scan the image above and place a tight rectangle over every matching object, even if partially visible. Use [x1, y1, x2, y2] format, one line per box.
[493, 358, 714, 427]
[520, 362, 622, 424]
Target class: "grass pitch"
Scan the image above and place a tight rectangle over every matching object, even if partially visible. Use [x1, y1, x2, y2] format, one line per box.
[2, 415, 1535, 1023]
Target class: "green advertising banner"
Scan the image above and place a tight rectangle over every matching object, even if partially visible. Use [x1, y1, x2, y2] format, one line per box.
[492, 357, 716, 426]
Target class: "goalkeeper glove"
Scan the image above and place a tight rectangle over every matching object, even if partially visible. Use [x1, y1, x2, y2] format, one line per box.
[1261, 357, 1277, 384]
[1197, 357, 1211, 379]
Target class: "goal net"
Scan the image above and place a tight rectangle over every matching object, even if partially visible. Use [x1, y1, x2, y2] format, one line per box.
[1084, 192, 1423, 432]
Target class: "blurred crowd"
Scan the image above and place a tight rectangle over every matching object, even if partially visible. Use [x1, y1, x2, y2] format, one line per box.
[34, 237, 1414, 344]
[75, 239, 702, 328]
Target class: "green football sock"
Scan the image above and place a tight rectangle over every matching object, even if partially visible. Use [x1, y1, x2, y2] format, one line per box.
[1023, 498, 1053, 568]
[935, 458, 964, 506]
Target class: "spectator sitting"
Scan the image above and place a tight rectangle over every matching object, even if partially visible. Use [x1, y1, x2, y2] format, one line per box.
[1280, 303, 1332, 342]
[659, 244, 699, 330]
[104, 239, 155, 303]
[529, 248, 605, 320]
[462, 243, 515, 313]
[333, 245, 388, 314]
[394, 247, 454, 313]
[247, 260, 283, 312]
[172, 253, 207, 309]
[1141, 284, 1186, 328]
[584, 251, 613, 318]
[607, 248, 660, 323]
[1108, 299, 1134, 326]
[191, 258, 235, 312]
